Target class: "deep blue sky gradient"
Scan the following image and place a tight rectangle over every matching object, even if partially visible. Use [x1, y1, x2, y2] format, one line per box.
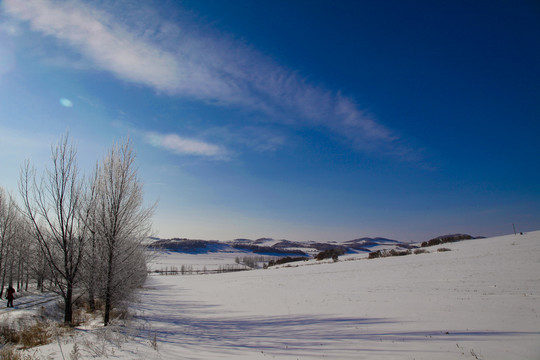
[0, 0, 538, 241]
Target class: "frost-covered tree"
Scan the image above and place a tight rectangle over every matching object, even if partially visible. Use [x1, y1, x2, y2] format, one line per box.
[0, 190, 46, 292]
[12, 219, 33, 291]
[78, 166, 101, 312]
[18, 135, 87, 324]
[0, 187, 21, 296]
[91, 139, 154, 325]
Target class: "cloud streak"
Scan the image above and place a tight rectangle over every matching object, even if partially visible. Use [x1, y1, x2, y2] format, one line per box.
[3, 0, 410, 157]
[144, 132, 229, 160]
[3, 0, 179, 90]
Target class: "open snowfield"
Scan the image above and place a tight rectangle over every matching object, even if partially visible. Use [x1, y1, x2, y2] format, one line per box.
[6, 231, 540, 359]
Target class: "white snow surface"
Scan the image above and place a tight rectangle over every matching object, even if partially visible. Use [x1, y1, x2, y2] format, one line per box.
[8, 231, 540, 359]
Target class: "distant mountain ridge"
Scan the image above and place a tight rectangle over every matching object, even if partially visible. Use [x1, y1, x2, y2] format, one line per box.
[147, 236, 412, 256]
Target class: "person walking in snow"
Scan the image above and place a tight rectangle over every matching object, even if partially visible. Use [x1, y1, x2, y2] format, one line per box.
[5, 285, 15, 308]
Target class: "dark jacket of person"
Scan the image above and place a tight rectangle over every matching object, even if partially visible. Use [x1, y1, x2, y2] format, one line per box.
[6, 287, 15, 300]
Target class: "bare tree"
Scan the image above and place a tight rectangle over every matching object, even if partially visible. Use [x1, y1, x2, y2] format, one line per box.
[12, 219, 33, 291]
[91, 139, 154, 325]
[79, 165, 102, 312]
[0, 191, 42, 295]
[18, 135, 87, 324]
[0, 187, 20, 297]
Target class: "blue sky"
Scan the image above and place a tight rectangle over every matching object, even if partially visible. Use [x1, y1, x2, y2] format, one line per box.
[1, 0, 539, 242]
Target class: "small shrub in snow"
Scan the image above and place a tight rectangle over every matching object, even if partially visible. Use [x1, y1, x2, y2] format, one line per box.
[414, 249, 428, 254]
[0, 321, 52, 349]
[0, 325, 19, 344]
[0, 345, 37, 360]
[19, 322, 51, 348]
[79, 326, 129, 358]
[71, 308, 90, 327]
[150, 333, 158, 351]
[69, 343, 82, 360]
[437, 247, 451, 252]
[109, 304, 132, 322]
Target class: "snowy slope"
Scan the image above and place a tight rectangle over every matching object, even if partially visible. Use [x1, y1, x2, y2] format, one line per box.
[20, 231, 540, 359]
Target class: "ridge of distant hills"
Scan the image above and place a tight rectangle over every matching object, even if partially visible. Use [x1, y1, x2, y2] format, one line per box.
[147, 234, 481, 256]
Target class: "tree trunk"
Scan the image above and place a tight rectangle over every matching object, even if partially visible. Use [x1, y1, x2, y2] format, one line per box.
[17, 258, 22, 291]
[0, 258, 7, 298]
[103, 251, 114, 326]
[0, 246, 4, 298]
[103, 290, 111, 326]
[87, 235, 97, 312]
[88, 287, 96, 312]
[65, 284, 73, 325]
[0, 268, 5, 298]
[25, 266, 29, 291]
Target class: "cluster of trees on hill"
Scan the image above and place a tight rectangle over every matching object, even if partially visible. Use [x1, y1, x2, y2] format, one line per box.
[316, 248, 346, 261]
[421, 234, 473, 247]
[265, 256, 307, 267]
[148, 239, 220, 253]
[0, 135, 154, 326]
[368, 248, 412, 259]
[235, 255, 272, 268]
[231, 244, 307, 256]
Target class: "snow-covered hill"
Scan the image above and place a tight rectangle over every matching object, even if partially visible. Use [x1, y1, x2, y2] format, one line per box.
[134, 231, 540, 359]
[148, 236, 413, 256]
[10, 231, 540, 359]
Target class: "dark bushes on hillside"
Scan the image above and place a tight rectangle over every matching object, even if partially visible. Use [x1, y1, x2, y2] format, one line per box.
[232, 244, 307, 256]
[148, 239, 218, 253]
[266, 257, 307, 267]
[316, 248, 346, 261]
[421, 234, 473, 247]
[368, 249, 412, 259]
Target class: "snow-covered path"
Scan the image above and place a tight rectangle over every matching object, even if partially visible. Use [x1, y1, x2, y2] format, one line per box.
[132, 232, 540, 359]
[0, 292, 58, 315]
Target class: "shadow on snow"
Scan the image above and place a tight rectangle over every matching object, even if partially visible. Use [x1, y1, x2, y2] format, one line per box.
[131, 287, 540, 358]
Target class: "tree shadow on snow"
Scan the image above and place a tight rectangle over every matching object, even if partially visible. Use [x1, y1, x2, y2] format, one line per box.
[131, 284, 540, 358]
[132, 305, 540, 358]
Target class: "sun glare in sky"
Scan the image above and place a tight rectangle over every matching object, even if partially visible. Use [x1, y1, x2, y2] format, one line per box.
[59, 98, 73, 108]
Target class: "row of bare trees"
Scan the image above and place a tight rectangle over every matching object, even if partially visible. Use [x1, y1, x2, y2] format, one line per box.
[0, 135, 154, 326]
[0, 188, 36, 297]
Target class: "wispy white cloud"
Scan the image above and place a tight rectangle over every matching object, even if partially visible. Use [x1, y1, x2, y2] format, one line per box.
[144, 132, 229, 160]
[3, 0, 179, 91]
[2, 0, 412, 158]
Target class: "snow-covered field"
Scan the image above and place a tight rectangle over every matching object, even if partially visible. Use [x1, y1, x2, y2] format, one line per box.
[6, 231, 540, 359]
